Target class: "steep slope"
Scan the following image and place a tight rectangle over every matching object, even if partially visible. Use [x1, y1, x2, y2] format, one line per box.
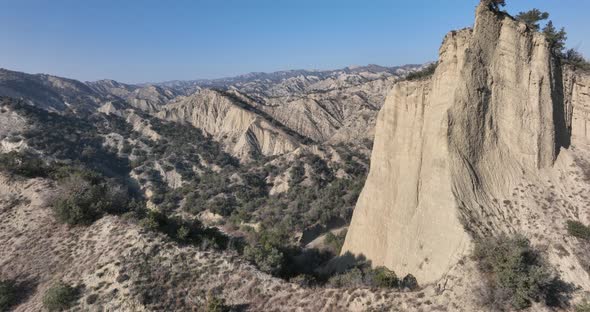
[88, 80, 179, 112]
[157, 89, 300, 159]
[343, 2, 590, 290]
[252, 77, 396, 144]
[564, 68, 590, 143]
[0, 173, 487, 312]
[0, 68, 103, 112]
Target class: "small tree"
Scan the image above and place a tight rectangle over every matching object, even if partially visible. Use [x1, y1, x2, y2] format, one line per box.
[515, 9, 549, 31]
[543, 21, 567, 55]
[483, 0, 506, 11]
[371, 267, 399, 288]
[562, 49, 590, 71]
[42, 281, 78, 312]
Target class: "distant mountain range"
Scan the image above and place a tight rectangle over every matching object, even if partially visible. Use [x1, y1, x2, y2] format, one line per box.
[0, 63, 425, 159]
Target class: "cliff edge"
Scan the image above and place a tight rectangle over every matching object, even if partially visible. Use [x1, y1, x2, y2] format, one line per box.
[343, 2, 590, 289]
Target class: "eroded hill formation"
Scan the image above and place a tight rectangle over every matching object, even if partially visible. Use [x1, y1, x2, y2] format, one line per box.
[343, 2, 590, 287]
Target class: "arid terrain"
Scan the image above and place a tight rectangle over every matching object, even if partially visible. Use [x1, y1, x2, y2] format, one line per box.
[1, 1, 590, 311]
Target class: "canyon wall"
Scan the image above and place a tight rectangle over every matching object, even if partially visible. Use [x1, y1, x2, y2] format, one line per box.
[343, 3, 586, 285]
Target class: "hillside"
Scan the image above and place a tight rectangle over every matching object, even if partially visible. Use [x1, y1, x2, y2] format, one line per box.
[1, 2, 590, 312]
[344, 1, 590, 309]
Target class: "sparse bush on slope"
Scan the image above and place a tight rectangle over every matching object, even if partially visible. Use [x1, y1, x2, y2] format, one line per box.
[0, 280, 17, 312]
[0, 151, 51, 179]
[42, 281, 79, 312]
[405, 63, 437, 81]
[567, 220, 590, 241]
[576, 299, 590, 312]
[473, 235, 570, 310]
[204, 293, 230, 312]
[51, 169, 130, 226]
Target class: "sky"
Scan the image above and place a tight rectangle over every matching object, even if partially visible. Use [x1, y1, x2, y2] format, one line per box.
[1, 0, 588, 83]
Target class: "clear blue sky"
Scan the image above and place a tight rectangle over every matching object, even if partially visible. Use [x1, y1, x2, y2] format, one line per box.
[1, 0, 588, 83]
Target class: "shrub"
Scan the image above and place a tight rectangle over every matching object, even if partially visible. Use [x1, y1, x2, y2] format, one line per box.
[515, 9, 549, 31]
[289, 274, 315, 287]
[289, 162, 306, 186]
[51, 171, 129, 226]
[567, 220, 590, 241]
[473, 235, 564, 310]
[0, 280, 17, 311]
[243, 244, 284, 275]
[205, 292, 230, 312]
[140, 210, 230, 249]
[371, 267, 399, 288]
[405, 62, 437, 81]
[563, 49, 590, 71]
[327, 268, 365, 288]
[324, 230, 347, 255]
[576, 299, 590, 312]
[0, 151, 51, 178]
[42, 281, 78, 312]
[401, 274, 419, 291]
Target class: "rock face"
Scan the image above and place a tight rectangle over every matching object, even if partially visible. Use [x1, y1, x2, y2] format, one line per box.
[564, 69, 590, 143]
[157, 89, 300, 159]
[343, 3, 586, 285]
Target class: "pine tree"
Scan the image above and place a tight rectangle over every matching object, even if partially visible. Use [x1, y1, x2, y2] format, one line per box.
[515, 9, 549, 31]
[543, 21, 567, 55]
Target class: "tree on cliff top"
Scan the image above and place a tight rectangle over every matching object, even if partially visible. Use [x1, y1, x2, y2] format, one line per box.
[482, 0, 506, 11]
[515, 9, 549, 31]
[514, 9, 568, 57]
[543, 21, 567, 55]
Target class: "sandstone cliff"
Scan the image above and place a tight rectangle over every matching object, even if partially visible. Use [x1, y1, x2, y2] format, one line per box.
[157, 89, 300, 159]
[343, 3, 590, 289]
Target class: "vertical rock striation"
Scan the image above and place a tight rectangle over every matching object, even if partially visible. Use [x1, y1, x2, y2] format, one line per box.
[342, 3, 580, 284]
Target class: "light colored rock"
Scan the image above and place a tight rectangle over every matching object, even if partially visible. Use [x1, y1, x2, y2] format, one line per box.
[157, 89, 299, 159]
[343, 3, 590, 290]
[565, 69, 590, 143]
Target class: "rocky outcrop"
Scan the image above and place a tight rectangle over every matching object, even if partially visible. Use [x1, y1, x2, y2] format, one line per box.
[564, 68, 590, 143]
[255, 77, 395, 144]
[343, 3, 590, 286]
[157, 89, 299, 159]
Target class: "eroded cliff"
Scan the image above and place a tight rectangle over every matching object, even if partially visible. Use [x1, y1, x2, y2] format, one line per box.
[157, 89, 300, 159]
[343, 3, 590, 288]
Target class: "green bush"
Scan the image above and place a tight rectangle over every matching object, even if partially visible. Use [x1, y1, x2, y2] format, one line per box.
[139, 210, 230, 249]
[51, 171, 129, 226]
[576, 299, 590, 312]
[243, 244, 284, 275]
[324, 231, 347, 254]
[0, 280, 17, 311]
[563, 49, 590, 71]
[242, 227, 289, 275]
[289, 162, 306, 186]
[405, 62, 437, 81]
[0, 151, 51, 178]
[371, 267, 399, 288]
[327, 268, 365, 288]
[42, 281, 78, 312]
[205, 292, 230, 312]
[567, 220, 590, 241]
[324, 265, 410, 290]
[473, 235, 562, 310]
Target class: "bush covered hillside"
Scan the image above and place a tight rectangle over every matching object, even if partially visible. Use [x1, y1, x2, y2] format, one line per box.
[0, 96, 374, 296]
